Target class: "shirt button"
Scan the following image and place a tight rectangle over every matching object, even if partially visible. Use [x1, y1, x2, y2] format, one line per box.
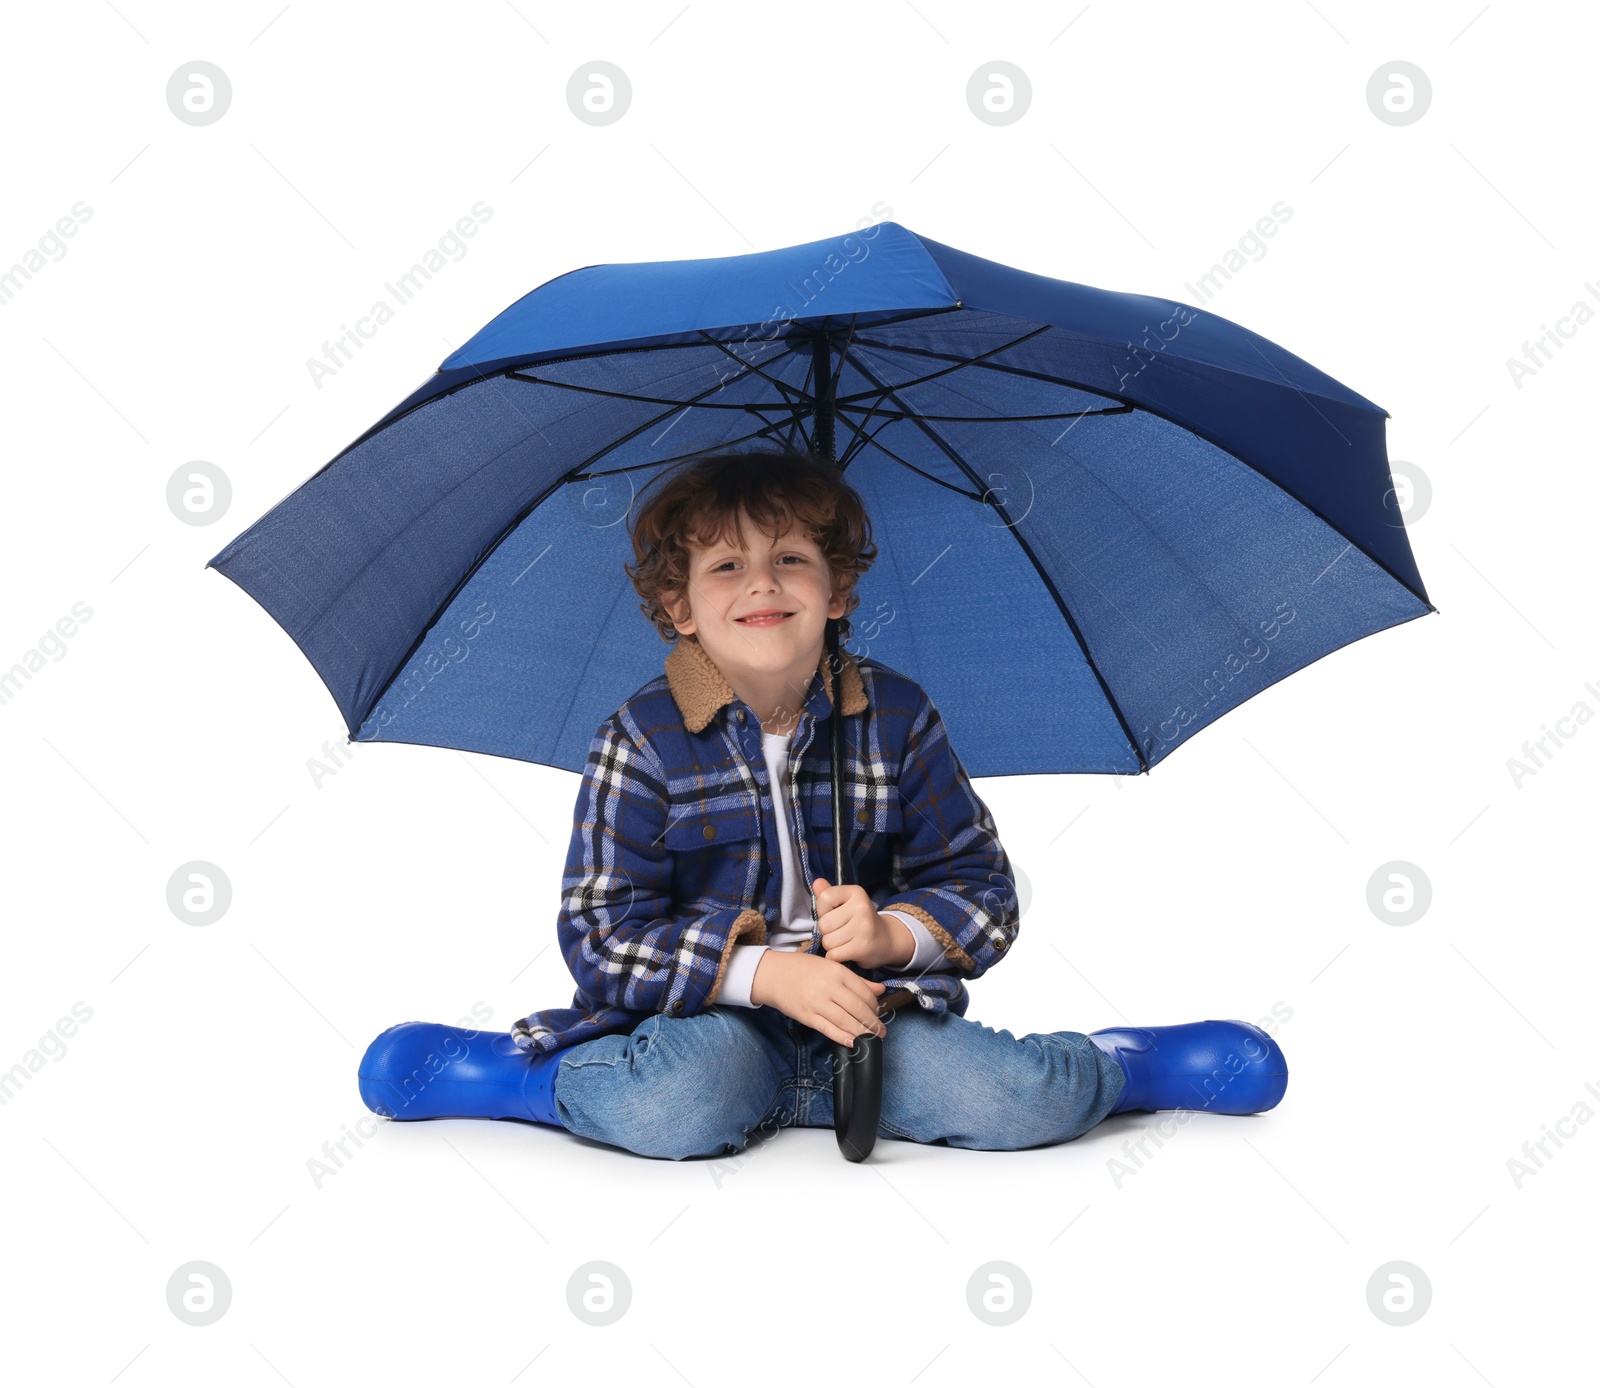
[702, 824, 717, 840]
[737, 710, 746, 722]
[855, 808, 869, 825]
[671, 999, 684, 1013]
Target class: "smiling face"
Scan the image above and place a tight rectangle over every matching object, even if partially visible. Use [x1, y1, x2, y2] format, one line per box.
[662, 505, 849, 725]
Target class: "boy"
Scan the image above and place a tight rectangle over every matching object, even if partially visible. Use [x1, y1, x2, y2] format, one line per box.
[358, 447, 1288, 1156]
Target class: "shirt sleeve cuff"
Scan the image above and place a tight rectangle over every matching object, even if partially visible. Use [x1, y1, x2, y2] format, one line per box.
[881, 910, 946, 972]
[716, 944, 770, 1008]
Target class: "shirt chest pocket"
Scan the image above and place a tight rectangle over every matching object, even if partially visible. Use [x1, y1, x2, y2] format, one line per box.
[661, 803, 764, 910]
[805, 791, 902, 884]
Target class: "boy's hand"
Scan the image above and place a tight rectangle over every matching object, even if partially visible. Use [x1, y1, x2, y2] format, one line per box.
[750, 950, 887, 1048]
[812, 877, 916, 971]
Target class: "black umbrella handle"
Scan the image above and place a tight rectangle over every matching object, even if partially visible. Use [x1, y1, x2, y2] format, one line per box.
[825, 618, 883, 1162]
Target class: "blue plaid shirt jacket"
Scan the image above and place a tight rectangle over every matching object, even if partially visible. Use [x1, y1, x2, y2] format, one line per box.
[510, 632, 1020, 1055]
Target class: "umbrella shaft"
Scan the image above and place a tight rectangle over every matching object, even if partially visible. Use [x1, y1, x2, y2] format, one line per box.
[811, 332, 835, 463]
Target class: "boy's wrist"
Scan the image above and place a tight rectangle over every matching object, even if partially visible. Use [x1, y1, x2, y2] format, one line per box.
[749, 948, 791, 1007]
[879, 913, 917, 969]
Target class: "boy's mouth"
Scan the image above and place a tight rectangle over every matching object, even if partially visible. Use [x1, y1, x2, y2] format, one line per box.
[735, 610, 793, 627]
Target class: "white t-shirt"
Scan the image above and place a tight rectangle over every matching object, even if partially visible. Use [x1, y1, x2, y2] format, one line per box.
[716, 727, 947, 1008]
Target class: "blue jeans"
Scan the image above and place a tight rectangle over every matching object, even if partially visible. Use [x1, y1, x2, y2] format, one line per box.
[552, 1002, 1128, 1159]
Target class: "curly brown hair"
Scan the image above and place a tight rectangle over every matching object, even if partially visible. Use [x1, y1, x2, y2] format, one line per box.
[624, 445, 878, 645]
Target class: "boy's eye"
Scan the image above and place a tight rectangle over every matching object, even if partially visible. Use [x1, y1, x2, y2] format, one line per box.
[711, 555, 805, 572]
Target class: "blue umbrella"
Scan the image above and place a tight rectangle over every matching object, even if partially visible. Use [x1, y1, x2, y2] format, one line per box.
[210, 221, 1428, 1161]
[207, 221, 1432, 780]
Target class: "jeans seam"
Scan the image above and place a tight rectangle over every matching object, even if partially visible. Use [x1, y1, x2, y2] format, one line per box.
[560, 1055, 619, 1072]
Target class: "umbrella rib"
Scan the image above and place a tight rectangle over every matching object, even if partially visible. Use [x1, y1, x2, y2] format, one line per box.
[360, 402, 769, 742]
[753, 414, 815, 454]
[512, 333, 838, 444]
[350, 463, 603, 738]
[856, 336, 1434, 608]
[447, 310, 955, 384]
[320, 338, 780, 470]
[846, 335, 1134, 399]
[823, 317, 907, 468]
[832, 325, 1057, 406]
[842, 347, 1151, 773]
[836, 416, 987, 500]
[568, 411, 855, 480]
[856, 329, 1377, 413]
[827, 314, 859, 403]
[354, 405, 790, 730]
[829, 379, 900, 472]
[546, 354, 822, 474]
[360, 328, 879, 732]
[834, 402, 890, 470]
[837, 375, 957, 473]
[837, 402, 1134, 424]
[819, 304, 964, 334]
[824, 337, 909, 471]
[316, 316, 965, 474]
[508, 370, 795, 413]
[693, 331, 813, 411]
[565, 421, 790, 479]
[561, 389, 742, 472]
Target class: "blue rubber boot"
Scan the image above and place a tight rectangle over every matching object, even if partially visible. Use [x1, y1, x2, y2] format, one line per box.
[1088, 1020, 1288, 1116]
[358, 1022, 566, 1126]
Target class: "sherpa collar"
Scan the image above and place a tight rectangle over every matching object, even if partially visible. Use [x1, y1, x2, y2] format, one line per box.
[663, 632, 866, 734]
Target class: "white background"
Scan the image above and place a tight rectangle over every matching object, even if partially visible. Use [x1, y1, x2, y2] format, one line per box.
[1, 2, 1593, 1383]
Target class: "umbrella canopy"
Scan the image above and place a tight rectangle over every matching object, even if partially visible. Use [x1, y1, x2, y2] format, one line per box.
[206, 221, 1432, 776]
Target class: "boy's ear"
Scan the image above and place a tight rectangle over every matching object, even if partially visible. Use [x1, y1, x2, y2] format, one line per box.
[661, 586, 695, 636]
[828, 574, 852, 620]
